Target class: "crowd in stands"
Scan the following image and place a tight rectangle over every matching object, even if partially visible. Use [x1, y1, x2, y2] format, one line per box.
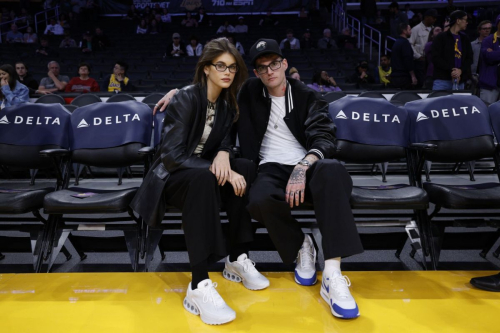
[1, 1, 500, 108]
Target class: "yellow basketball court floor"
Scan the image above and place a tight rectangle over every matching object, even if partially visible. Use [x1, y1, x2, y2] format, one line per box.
[0, 271, 498, 332]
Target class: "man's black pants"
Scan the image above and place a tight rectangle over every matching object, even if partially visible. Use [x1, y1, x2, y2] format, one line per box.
[247, 159, 363, 264]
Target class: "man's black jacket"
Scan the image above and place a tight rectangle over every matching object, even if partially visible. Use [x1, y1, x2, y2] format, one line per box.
[235, 77, 337, 165]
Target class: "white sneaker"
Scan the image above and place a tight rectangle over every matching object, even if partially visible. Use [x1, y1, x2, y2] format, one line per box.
[320, 271, 360, 319]
[183, 279, 236, 325]
[294, 234, 317, 286]
[223, 254, 270, 290]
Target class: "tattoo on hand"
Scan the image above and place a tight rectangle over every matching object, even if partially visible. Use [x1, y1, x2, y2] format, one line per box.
[289, 168, 306, 184]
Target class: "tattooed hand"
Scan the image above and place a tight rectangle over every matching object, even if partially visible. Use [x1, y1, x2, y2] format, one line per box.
[286, 165, 308, 208]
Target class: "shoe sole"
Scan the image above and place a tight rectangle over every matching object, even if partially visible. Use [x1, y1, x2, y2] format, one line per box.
[320, 285, 360, 319]
[183, 296, 236, 325]
[470, 280, 500, 292]
[223, 268, 269, 291]
[294, 274, 317, 286]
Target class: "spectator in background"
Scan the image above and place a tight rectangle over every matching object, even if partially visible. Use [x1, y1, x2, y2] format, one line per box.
[59, 13, 70, 29]
[288, 67, 301, 81]
[298, 6, 308, 19]
[390, 24, 417, 89]
[471, 20, 492, 76]
[65, 63, 99, 93]
[227, 34, 245, 55]
[259, 10, 278, 27]
[234, 16, 248, 33]
[478, 14, 500, 104]
[160, 8, 171, 26]
[197, 7, 210, 26]
[432, 10, 472, 90]
[308, 70, 341, 92]
[35, 37, 54, 58]
[59, 30, 77, 48]
[80, 31, 93, 53]
[378, 54, 392, 86]
[23, 26, 38, 43]
[149, 19, 159, 34]
[424, 26, 442, 89]
[94, 26, 110, 51]
[360, 0, 377, 25]
[443, 17, 451, 32]
[44, 18, 64, 35]
[217, 20, 235, 34]
[349, 61, 375, 87]
[15, 62, 39, 92]
[318, 28, 337, 50]
[0, 64, 29, 109]
[389, 1, 409, 38]
[375, 11, 386, 26]
[181, 12, 198, 28]
[404, 4, 415, 20]
[337, 27, 357, 49]
[409, 9, 438, 88]
[186, 35, 203, 56]
[125, 4, 139, 21]
[280, 29, 301, 50]
[102, 61, 134, 92]
[166, 32, 186, 58]
[38, 61, 69, 93]
[136, 19, 148, 34]
[300, 29, 315, 49]
[410, 12, 423, 28]
[6, 24, 24, 43]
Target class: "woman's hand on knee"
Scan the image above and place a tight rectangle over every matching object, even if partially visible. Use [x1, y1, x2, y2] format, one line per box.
[229, 170, 246, 197]
[210, 151, 231, 186]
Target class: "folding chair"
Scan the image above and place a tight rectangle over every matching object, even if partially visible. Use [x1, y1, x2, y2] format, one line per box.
[42, 101, 154, 272]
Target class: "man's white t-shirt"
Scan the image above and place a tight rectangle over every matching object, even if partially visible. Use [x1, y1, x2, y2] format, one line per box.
[259, 94, 307, 165]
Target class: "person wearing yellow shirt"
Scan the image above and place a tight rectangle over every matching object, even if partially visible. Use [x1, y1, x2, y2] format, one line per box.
[378, 54, 392, 86]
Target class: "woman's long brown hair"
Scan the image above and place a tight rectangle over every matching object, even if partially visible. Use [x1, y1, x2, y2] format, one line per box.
[193, 37, 247, 120]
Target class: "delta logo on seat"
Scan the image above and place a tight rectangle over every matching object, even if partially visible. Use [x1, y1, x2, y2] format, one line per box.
[76, 114, 141, 129]
[335, 110, 401, 123]
[0, 115, 61, 125]
[415, 105, 481, 122]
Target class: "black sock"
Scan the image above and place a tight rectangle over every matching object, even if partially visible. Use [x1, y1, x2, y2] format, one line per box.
[229, 242, 250, 262]
[191, 260, 209, 290]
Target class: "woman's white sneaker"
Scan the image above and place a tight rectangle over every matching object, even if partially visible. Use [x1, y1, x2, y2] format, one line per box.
[183, 279, 236, 325]
[320, 271, 360, 319]
[223, 254, 270, 290]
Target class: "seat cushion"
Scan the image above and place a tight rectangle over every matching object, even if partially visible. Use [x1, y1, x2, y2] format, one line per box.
[0, 186, 54, 214]
[351, 184, 428, 210]
[423, 182, 500, 209]
[44, 187, 138, 214]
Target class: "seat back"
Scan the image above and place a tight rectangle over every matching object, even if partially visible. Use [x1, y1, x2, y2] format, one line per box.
[35, 94, 66, 105]
[329, 96, 409, 163]
[322, 91, 347, 103]
[427, 91, 453, 98]
[406, 95, 494, 162]
[391, 91, 422, 104]
[71, 94, 102, 107]
[0, 103, 71, 168]
[358, 91, 386, 99]
[70, 101, 153, 167]
[142, 93, 165, 105]
[106, 94, 136, 103]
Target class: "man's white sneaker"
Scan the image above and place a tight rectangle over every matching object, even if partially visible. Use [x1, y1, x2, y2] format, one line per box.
[223, 254, 270, 290]
[183, 279, 236, 325]
[294, 234, 317, 286]
[320, 271, 360, 319]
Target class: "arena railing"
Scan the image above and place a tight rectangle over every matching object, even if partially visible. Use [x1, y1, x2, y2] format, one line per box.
[362, 25, 381, 65]
[33, 5, 60, 34]
[384, 36, 396, 55]
[333, 1, 361, 49]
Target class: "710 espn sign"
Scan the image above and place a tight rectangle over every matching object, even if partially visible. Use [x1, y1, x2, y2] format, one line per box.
[212, 0, 254, 6]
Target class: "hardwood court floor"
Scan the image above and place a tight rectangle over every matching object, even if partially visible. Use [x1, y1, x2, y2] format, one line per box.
[0, 271, 498, 333]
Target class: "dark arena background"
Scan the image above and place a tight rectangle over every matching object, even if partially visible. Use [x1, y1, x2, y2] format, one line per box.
[1, 0, 500, 331]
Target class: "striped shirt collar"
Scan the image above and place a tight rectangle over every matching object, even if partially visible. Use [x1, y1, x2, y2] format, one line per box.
[262, 80, 294, 114]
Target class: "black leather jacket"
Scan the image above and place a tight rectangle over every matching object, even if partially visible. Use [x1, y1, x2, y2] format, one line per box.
[236, 77, 337, 165]
[130, 84, 235, 227]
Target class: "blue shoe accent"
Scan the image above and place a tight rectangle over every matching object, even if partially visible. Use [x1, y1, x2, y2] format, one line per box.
[321, 278, 330, 293]
[294, 270, 317, 286]
[332, 301, 360, 319]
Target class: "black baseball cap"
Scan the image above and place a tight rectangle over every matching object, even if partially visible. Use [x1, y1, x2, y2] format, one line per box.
[249, 38, 283, 68]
